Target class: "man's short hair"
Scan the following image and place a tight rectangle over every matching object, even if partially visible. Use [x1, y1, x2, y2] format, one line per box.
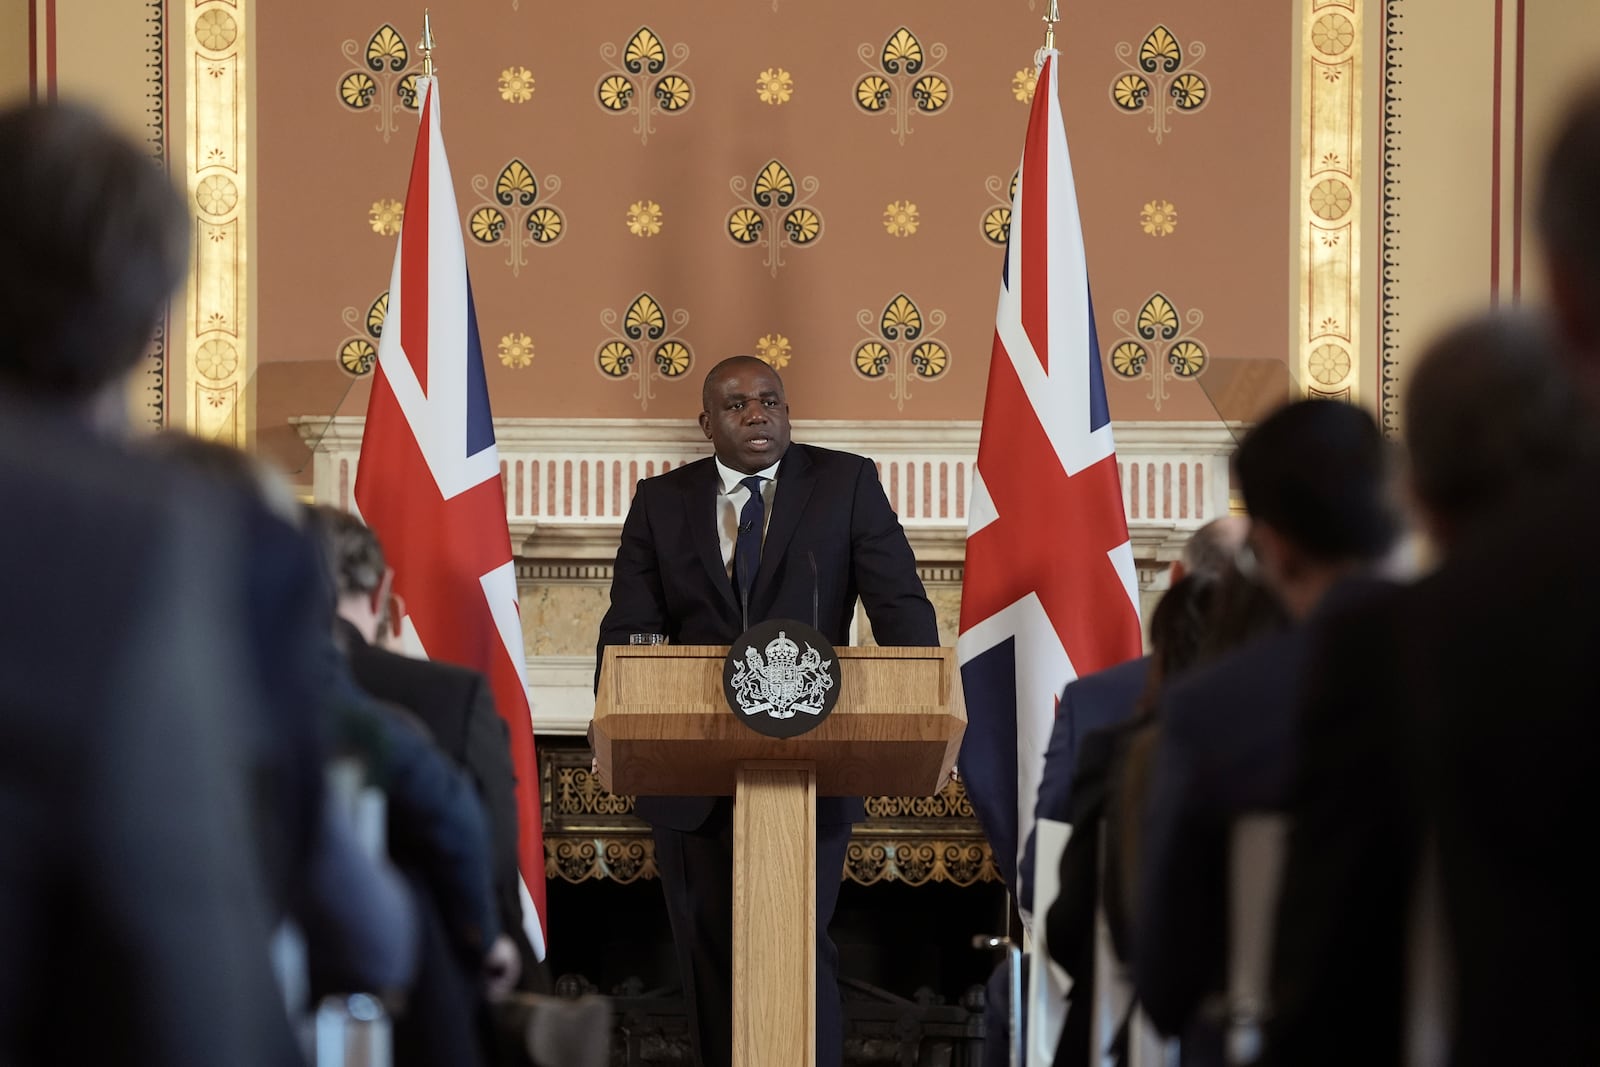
[1404, 310, 1582, 533]
[307, 505, 387, 598]
[0, 102, 189, 396]
[1233, 398, 1398, 563]
[701, 355, 782, 411]
[1537, 78, 1600, 305]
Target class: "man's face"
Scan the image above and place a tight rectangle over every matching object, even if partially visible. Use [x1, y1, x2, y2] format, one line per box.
[699, 361, 791, 474]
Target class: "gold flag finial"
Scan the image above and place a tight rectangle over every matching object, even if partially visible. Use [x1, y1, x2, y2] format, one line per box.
[419, 10, 436, 77]
[1042, 0, 1060, 51]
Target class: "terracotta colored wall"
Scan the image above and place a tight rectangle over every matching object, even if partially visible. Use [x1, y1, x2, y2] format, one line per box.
[253, 1, 1292, 471]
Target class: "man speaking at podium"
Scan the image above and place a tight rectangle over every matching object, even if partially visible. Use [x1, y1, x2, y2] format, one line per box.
[597, 355, 939, 1067]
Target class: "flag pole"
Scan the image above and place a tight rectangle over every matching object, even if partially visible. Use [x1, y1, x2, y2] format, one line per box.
[417, 9, 435, 77]
[1042, 0, 1059, 51]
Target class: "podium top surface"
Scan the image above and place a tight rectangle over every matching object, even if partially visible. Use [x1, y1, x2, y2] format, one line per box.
[592, 644, 965, 798]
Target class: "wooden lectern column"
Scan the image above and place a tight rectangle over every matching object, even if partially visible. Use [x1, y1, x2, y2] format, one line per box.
[732, 762, 817, 1067]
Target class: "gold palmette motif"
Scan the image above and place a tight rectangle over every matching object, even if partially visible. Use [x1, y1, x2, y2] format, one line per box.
[852, 293, 950, 410]
[853, 26, 952, 145]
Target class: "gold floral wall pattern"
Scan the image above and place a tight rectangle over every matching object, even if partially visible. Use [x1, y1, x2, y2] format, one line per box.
[1111, 25, 1209, 144]
[853, 294, 949, 410]
[338, 24, 420, 143]
[855, 27, 952, 146]
[467, 159, 566, 277]
[596, 27, 694, 145]
[726, 160, 823, 277]
[254, 3, 1297, 440]
[595, 292, 694, 411]
[980, 171, 1018, 247]
[337, 292, 388, 378]
[1107, 292, 1209, 411]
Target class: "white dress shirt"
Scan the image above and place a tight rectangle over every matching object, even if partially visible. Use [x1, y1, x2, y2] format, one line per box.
[714, 455, 780, 579]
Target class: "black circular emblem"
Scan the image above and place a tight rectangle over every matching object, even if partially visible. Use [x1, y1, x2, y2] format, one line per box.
[721, 618, 842, 739]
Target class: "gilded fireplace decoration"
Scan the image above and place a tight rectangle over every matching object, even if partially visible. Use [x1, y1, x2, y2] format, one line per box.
[543, 748, 997, 887]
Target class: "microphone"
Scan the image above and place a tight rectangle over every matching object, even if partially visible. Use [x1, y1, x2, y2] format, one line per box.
[739, 520, 753, 533]
[808, 550, 819, 633]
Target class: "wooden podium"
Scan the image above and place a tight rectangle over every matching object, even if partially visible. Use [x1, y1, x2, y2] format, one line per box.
[592, 644, 967, 1067]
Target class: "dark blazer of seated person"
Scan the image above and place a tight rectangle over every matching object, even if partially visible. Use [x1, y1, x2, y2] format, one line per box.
[1021, 655, 1149, 916]
[341, 618, 541, 987]
[1046, 573, 1216, 1067]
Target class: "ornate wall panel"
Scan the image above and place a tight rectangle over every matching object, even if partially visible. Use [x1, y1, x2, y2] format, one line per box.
[1299, 0, 1364, 402]
[185, 0, 252, 445]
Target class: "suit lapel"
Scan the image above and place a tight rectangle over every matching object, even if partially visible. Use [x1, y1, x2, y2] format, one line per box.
[755, 445, 815, 599]
[685, 459, 739, 614]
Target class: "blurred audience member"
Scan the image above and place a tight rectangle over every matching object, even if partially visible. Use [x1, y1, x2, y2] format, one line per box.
[1045, 572, 1220, 1067]
[1021, 516, 1249, 914]
[989, 517, 1249, 1067]
[1403, 309, 1587, 553]
[0, 101, 300, 1065]
[313, 505, 535, 992]
[1269, 318, 1599, 1060]
[142, 431, 420, 1001]
[1135, 399, 1399, 1063]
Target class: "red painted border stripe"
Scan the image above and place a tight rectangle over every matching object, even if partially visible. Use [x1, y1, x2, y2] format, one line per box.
[1019, 54, 1053, 373]
[1489, 0, 1503, 304]
[27, 0, 37, 103]
[45, 0, 56, 102]
[1512, 0, 1526, 300]
[399, 83, 432, 390]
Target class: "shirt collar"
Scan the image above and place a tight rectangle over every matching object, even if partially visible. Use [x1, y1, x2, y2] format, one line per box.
[715, 455, 781, 495]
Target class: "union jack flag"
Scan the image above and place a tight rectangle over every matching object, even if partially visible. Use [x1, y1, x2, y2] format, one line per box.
[355, 75, 547, 958]
[956, 50, 1143, 901]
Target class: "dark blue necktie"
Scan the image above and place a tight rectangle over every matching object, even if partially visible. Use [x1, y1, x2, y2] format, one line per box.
[733, 475, 765, 607]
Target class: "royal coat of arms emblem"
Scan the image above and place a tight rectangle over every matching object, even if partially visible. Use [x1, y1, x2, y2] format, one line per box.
[721, 619, 842, 738]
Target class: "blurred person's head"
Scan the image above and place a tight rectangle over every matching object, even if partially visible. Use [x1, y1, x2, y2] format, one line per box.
[0, 102, 189, 430]
[1233, 399, 1399, 620]
[142, 430, 302, 527]
[307, 505, 395, 646]
[1171, 515, 1250, 583]
[1404, 310, 1583, 554]
[1537, 77, 1600, 398]
[1134, 572, 1217, 717]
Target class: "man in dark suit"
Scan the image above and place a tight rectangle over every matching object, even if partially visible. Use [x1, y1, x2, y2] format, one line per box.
[1133, 400, 1400, 1061]
[596, 355, 940, 1067]
[313, 504, 537, 989]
